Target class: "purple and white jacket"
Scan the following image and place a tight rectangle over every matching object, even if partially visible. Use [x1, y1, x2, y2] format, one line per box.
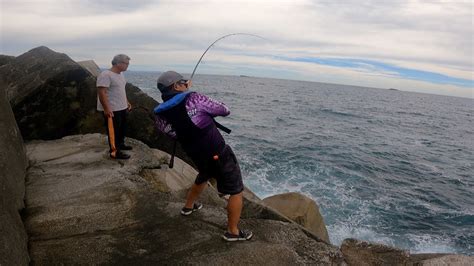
[154, 91, 230, 157]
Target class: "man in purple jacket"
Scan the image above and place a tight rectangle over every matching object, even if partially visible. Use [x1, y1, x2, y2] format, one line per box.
[154, 71, 253, 241]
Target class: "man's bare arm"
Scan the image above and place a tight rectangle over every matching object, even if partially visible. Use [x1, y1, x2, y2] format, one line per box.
[97, 87, 113, 117]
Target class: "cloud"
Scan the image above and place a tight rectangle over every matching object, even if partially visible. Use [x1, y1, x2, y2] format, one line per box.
[1, 0, 472, 97]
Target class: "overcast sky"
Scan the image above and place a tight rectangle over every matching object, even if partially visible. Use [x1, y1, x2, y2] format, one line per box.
[1, 0, 473, 98]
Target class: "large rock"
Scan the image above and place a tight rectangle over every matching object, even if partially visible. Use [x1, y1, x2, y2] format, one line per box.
[0, 46, 83, 106]
[0, 82, 29, 265]
[415, 254, 474, 265]
[0, 46, 190, 164]
[340, 239, 474, 265]
[0, 46, 101, 140]
[263, 192, 330, 243]
[77, 60, 101, 77]
[24, 134, 344, 264]
[341, 238, 410, 265]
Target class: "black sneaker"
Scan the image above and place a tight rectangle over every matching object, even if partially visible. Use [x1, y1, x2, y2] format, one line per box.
[118, 144, 133, 151]
[180, 203, 203, 216]
[222, 230, 253, 241]
[110, 151, 130, 160]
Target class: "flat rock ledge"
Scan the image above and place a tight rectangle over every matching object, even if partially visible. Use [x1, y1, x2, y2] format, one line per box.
[24, 134, 344, 265]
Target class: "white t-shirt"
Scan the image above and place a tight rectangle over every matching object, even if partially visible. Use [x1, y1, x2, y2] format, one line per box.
[96, 70, 128, 111]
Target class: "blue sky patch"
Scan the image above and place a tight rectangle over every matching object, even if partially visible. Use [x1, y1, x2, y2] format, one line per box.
[279, 56, 473, 88]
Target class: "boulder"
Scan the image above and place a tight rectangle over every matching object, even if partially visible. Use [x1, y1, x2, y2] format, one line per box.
[77, 60, 101, 77]
[0, 46, 101, 140]
[24, 134, 344, 264]
[0, 82, 29, 265]
[341, 238, 409, 265]
[0, 46, 191, 164]
[415, 254, 474, 265]
[263, 192, 330, 243]
[0, 46, 82, 106]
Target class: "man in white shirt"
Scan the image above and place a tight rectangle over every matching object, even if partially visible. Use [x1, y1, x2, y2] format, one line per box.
[97, 54, 132, 159]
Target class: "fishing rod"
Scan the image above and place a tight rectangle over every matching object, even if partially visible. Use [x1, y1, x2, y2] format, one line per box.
[168, 33, 266, 168]
[189, 33, 266, 80]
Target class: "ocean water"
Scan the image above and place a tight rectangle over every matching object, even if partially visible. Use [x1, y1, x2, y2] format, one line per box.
[127, 71, 473, 255]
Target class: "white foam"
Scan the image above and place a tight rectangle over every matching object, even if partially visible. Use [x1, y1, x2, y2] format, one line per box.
[407, 233, 458, 254]
[328, 223, 396, 247]
[328, 225, 460, 255]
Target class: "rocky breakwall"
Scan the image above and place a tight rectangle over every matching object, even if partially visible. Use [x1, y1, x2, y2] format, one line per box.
[24, 134, 344, 264]
[0, 80, 29, 264]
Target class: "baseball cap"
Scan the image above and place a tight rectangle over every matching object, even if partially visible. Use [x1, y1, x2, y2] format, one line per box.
[157, 71, 183, 92]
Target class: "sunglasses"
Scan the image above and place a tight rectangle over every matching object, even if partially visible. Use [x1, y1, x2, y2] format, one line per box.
[176, 79, 189, 87]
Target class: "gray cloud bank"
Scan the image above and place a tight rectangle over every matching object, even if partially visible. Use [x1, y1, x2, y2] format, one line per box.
[1, 0, 473, 97]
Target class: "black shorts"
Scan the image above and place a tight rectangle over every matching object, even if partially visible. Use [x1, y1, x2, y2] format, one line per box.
[194, 145, 244, 195]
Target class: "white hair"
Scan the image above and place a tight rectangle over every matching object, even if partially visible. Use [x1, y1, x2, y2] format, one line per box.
[111, 54, 130, 65]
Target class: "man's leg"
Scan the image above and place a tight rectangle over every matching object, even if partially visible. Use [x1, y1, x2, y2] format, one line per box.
[103, 113, 116, 156]
[115, 110, 126, 148]
[184, 182, 207, 209]
[227, 192, 243, 235]
[105, 111, 130, 159]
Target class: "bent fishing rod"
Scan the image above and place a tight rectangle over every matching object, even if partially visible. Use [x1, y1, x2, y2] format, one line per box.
[189, 33, 266, 80]
[168, 33, 265, 168]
